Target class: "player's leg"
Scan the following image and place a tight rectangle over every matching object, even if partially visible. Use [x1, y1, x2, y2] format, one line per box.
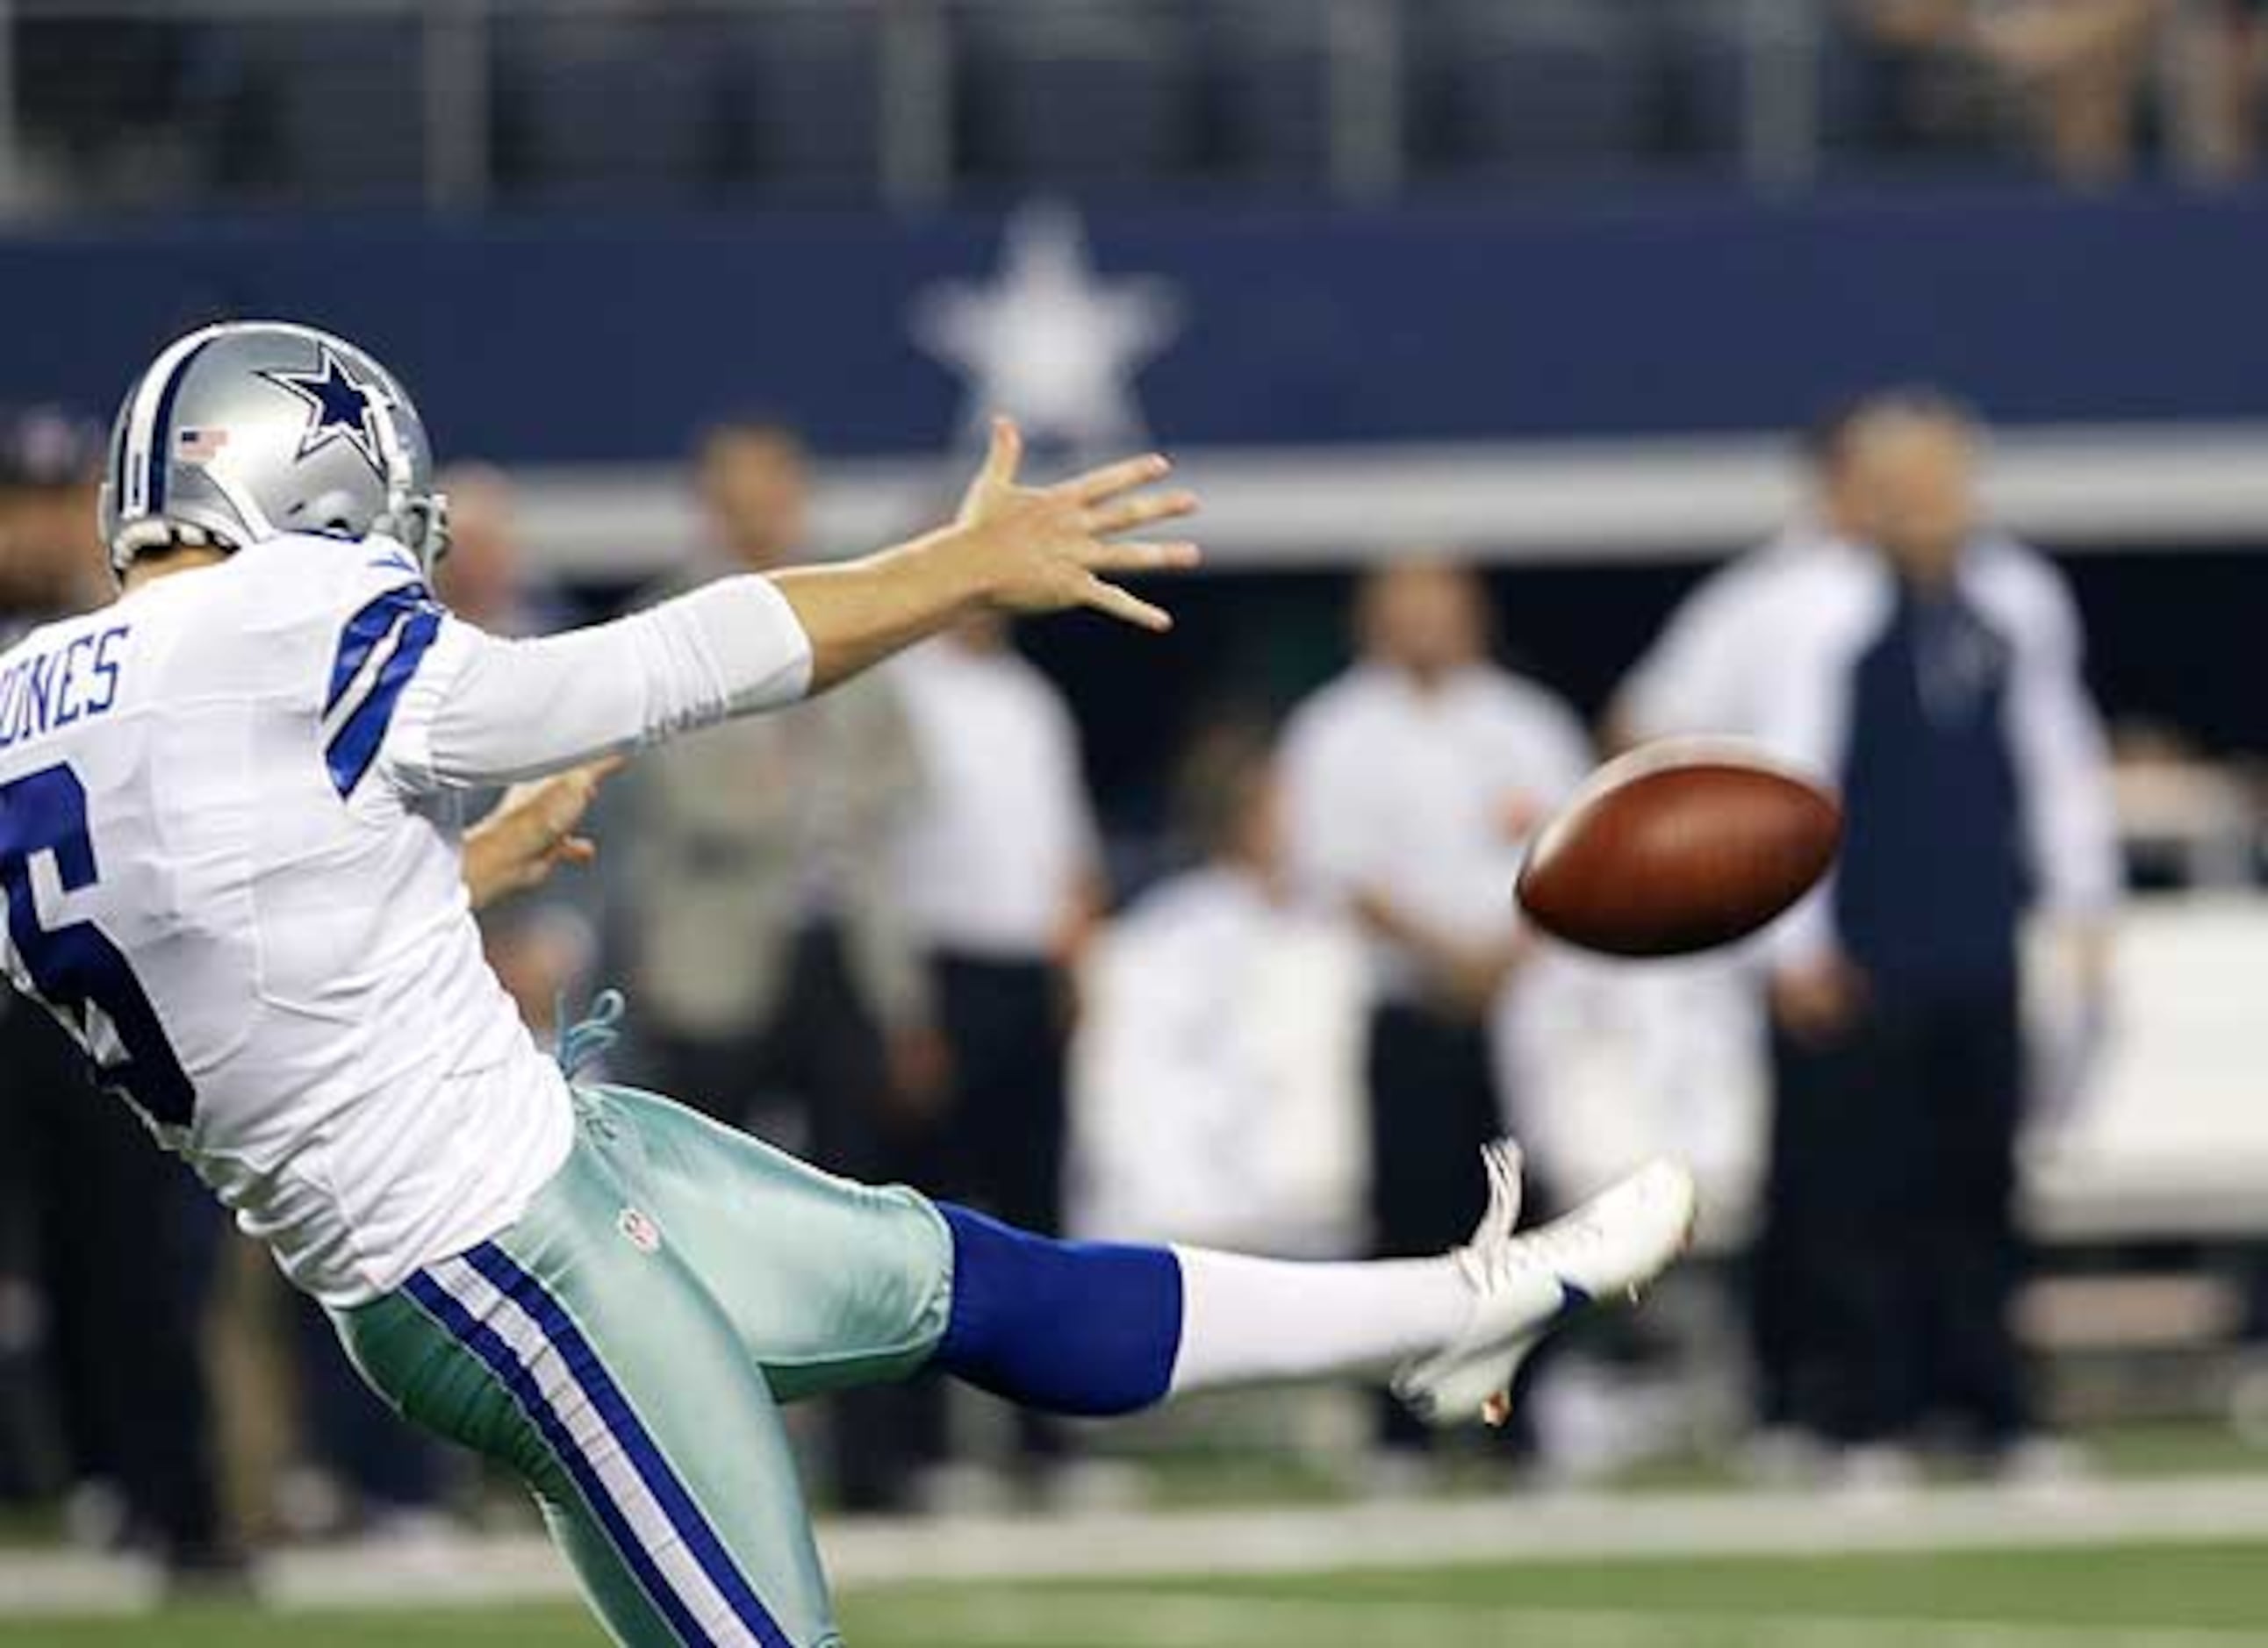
[334, 1136, 843, 1648]
[937, 1143, 1694, 1426]
[582, 1079, 1695, 1429]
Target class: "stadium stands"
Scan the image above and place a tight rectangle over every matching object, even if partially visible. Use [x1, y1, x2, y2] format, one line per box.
[6, 0, 2212, 215]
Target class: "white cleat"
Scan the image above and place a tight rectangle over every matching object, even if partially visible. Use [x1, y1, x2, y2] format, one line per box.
[1392, 1141, 1699, 1429]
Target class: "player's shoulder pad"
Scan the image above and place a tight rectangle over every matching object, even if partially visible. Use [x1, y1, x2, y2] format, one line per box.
[214, 529, 429, 625]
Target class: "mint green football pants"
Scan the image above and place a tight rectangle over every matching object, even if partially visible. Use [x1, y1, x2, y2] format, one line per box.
[330, 1083, 957, 1648]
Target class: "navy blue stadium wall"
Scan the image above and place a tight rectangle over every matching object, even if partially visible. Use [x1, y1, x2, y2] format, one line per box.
[6, 185, 2268, 457]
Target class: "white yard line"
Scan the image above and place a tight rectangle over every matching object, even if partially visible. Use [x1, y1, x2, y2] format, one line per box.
[822, 1476, 2268, 1586]
[887, 1589, 2268, 1648]
[7, 1475, 2268, 1618]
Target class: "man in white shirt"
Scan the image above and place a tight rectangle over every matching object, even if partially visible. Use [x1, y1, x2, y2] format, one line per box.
[1608, 404, 1865, 1457]
[894, 610, 1104, 1479]
[1281, 558, 1595, 1458]
[1610, 403, 1863, 750]
[1073, 720, 1367, 1259]
[1753, 391, 2121, 1471]
[1, 321, 1693, 1648]
[897, 613, 1102, 1224]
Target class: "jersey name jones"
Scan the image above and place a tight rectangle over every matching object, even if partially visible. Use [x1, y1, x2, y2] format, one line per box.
[0, 625, 129, 750]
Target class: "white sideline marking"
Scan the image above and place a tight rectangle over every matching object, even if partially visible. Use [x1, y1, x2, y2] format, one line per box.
[822, 1476, 2268, 1586]
[886, 1589, 2268, 1648]
[7, 1476, 2268, 1618]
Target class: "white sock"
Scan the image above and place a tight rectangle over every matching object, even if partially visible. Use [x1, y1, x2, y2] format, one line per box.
[1166, 1248, 1476, 1396]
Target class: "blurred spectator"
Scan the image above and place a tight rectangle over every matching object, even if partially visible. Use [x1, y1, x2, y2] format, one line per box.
[1610, 403, 1865, 751]
[1280, 558, 1591, 1469]
[1610, 402, 1866, 1466]
[1852, 0, 2169, 183]
[0, 407, 236, 1585]
[1755, 390, 2121, 1481]
[2168, 0, 2268, 178]
[1072, 720, 1367, 1258]
[0, 408, 111, 614]
[620, 420, 937, 1513]
[894, 613, 1102, 1481]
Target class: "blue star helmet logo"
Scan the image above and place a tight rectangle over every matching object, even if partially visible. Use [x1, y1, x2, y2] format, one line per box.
[258, 343, 386, 476]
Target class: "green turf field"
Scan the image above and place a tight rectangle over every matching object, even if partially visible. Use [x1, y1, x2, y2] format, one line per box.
[7, 1543, 2268, 1647]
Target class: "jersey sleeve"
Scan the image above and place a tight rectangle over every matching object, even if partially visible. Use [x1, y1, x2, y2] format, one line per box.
[377, 573, 815, 794]
[216, 533, 452, 802]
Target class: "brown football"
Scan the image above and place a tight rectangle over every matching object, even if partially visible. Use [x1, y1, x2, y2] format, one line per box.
[1516, 739, 1843, 958]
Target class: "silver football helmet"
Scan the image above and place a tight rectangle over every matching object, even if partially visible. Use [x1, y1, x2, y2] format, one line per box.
[97, 320, 449, 577]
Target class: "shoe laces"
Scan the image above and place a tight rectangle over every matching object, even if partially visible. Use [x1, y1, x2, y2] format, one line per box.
[1453, 1138, 1612, 1293]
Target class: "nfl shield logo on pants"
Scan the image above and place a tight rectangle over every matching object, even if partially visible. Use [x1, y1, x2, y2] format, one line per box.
[617, 1207, 662, 1255]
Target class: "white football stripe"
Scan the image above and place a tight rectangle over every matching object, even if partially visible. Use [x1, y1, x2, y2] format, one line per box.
[427, 1256, 764, 1648]
[322, 610, 415, 742]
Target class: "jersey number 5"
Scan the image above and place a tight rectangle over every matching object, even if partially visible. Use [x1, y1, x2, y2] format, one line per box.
[0, 763, 196, 1126]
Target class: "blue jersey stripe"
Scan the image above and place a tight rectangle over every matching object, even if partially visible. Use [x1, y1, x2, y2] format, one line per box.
[401, 1270, 719, 1648]
[324, 605, 441, 798]
[325, 584, 433, 715]
[461, 1243, 795, 1648]
[144, 335, 219, 514]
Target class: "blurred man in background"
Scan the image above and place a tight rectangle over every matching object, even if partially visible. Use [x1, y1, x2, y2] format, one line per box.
[1610, 403, 1862, 750]
[621, 420, 938, 1512]
[1073, 720, 1367, 1262]
[1854, 0, 2168, 183]
[1757, 390, 2121, 1483]
[894, 611, 1102, 1492]
[0, 407, 233, 1583]
[1611, 403, 1866, 1472]
[1281, 558, 1592, 1476]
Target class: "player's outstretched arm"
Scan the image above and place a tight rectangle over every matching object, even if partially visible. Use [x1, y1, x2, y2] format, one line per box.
[773, 417, 1199, 692]
[389, 421, 1194, 795]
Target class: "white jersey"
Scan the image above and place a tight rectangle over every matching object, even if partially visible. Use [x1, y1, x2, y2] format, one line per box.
[0, 531, 814, 1306]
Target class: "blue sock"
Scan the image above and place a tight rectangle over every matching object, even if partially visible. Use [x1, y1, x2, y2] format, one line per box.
[932, 1203, 1184, 1417]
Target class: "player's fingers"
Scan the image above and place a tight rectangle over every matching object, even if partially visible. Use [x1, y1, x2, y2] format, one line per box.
[1061, 451, 1170, 505]
[1083, 489, 1198, 537]
[557, 836, 599, 866]
[1081, 577, 1173, 633]
[1082, 540, 1201, 575]
[581, 754, 629, 788]
[979, 415, 1023, 491]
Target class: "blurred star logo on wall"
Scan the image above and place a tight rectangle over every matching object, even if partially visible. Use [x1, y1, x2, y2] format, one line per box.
[911, 201, 1183, 460]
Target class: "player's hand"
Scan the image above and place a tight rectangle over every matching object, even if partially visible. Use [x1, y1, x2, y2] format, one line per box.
[463, 756, 625, 911]
[946, 416, 1200, 633]
[1437, 933, 1533, 1019]
[884, 1023, 956, 1127]
[1770, 955, 1866, 1045]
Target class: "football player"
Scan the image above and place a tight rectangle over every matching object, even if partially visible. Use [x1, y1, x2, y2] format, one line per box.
[0, 322, 1695, 1648]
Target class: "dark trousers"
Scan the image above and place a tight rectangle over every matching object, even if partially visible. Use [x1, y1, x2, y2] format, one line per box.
[933, 955, 1066, 1235]
[925, 951, 1069, 1469]
[642, 924, 931, 1512]
[1750, 1028, 1841, 1433]
[1367, 1001, 1505, 1453]
[1777, 975, 2030, 1448]
[0, 1006, 226, 1563]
